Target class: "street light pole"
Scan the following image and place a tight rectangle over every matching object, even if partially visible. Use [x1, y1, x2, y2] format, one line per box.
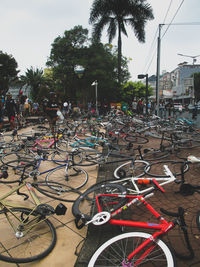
[74, 65, 85, 107]
[177, 53, 200, 65]
[91, 80, 98, 115]
[138, 74, 149, 115]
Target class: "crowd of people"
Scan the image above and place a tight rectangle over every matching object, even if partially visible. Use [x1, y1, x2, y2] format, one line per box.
[0, 89, 197, 133]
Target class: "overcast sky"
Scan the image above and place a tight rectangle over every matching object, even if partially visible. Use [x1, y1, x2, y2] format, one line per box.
[1, 0, 199, 80]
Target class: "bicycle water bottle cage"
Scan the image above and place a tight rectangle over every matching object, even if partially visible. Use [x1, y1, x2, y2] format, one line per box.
[55, 203, 67, 216]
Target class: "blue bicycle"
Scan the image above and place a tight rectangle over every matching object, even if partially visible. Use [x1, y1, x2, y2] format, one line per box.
[0, 150, 88, 201]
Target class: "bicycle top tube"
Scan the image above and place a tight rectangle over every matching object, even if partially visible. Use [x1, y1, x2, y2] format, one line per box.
[95, 192, 171, 230]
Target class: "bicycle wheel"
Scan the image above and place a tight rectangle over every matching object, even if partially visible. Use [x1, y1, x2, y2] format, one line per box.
[51, 151, 82, 166]
[33, 181, 81, 202]
[0, 133, 14, 143]
[125, 135, 149, 144]
[72, 183, 127, 222]
[56, 140, 70, 152]
[45, 165, 88, 190]
[75, 148, 104, 166]
[0, 207, 56, 263]
[88, 232, 176, 267]
[140, 149, 170, 161]
[144, 160, 189, 177]
[114, 160, 149, 179]
[196, 211, 200, 232]
[1, 152, 33, 165]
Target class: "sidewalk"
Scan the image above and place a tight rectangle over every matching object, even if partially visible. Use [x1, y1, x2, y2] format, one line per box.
[0, 125, 99, 267]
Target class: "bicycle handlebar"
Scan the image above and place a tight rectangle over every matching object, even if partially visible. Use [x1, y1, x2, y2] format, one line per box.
[160, 206, 194, 260]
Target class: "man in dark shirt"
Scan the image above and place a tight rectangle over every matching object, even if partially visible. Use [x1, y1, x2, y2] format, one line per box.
[45, 92, 59, 133]
[5, 93, 17, 130]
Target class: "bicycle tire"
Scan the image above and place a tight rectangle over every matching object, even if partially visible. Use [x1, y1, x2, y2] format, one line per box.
[125, 135, 149, 144]
[88, 232, 176, 267]
[45, 165, 88, 190]
[0, 207, 56, 263]
[0, 159, 35, 184]
[33, 181, 81, 202]
[140, 149, 170, 161]
[144, 160, 189, 177]
[1, 152, 34, 165]
[51, 150, 82, 166]
[75, 148, 104, 166]
[0, 133, 14, 143]
[114, 160, 149, 179]
[72, 183, 127, 222]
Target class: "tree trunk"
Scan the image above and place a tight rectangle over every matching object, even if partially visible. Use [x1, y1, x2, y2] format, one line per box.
[118, 22, 122, 85]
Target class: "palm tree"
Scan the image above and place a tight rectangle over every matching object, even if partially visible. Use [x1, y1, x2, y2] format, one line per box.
[89, 0, 154, 84]
[20, 67, 47, 101]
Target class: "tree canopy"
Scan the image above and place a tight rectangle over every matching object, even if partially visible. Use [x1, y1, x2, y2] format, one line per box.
[89, 0, 154, 84]
[0, 51, 19, 95]
[46, 25, 130, 105]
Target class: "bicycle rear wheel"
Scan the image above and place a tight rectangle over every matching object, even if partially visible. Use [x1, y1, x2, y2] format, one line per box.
[88, 232, 176, 267]
[144, 160, 189, 177]
[0, 207, 56, 263]
[72, 183, 127, 222]
[125, 135, 149, 144]
[33, 181, 81, 202]
[45, 165, 88, 190]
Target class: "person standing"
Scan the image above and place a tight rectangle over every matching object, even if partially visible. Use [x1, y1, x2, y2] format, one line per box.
[18, 90, 26, 116]
[5, 93, 17, 131]
[45, 92, 59, 133]
[0, 96, 4, 130]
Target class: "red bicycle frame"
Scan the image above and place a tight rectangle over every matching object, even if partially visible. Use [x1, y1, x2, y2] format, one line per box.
[95, 193, 175, 265]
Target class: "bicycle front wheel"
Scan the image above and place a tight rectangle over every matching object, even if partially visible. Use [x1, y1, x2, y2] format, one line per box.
[88, 232, 176, 267]
[114, 160, 149, 179]
[0, 207, 56, 263]
[72, 183, 127, 222]
[46, 165, 88, 190]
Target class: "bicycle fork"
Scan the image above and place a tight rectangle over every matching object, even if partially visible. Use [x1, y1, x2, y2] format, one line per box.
[122, 227, 173, 267]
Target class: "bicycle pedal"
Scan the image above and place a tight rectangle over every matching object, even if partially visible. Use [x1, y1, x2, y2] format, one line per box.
[55, 203, 67, 216]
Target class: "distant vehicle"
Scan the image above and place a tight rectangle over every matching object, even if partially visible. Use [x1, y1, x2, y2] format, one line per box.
[188, 103, 200, 110]
[173, 103, 184, 111]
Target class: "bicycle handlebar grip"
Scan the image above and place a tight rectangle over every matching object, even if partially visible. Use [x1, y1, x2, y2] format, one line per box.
[151, 179, 165, 192]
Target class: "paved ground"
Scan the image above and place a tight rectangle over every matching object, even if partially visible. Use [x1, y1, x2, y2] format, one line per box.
[0, 125, 98, 267]
[1, 123, 200, 266]
[75, 136, 200, 267]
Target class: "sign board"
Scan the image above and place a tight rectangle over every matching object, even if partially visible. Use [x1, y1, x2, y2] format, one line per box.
[183, 78, 193, 87]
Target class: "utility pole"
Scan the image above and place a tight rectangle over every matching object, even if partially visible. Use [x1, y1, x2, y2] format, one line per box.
[155, 24, 163, 116]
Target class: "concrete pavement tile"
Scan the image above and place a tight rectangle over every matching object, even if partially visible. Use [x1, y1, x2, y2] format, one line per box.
[19, 225, 85, 267]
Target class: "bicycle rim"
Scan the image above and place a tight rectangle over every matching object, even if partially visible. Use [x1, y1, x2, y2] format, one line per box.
[144, 160, 189, 177]
[0, 207, 56, 263]
[114, 160, 149, 179]
[72, 183, 127, 221]
[33, 181, 81, 202]
[45, 165, 88, 190]
[88, 232, 176, 267]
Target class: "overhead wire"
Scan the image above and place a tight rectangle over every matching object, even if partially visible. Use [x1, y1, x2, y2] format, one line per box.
[161, 0, 185, 39]
[142, 0, 174, 74]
